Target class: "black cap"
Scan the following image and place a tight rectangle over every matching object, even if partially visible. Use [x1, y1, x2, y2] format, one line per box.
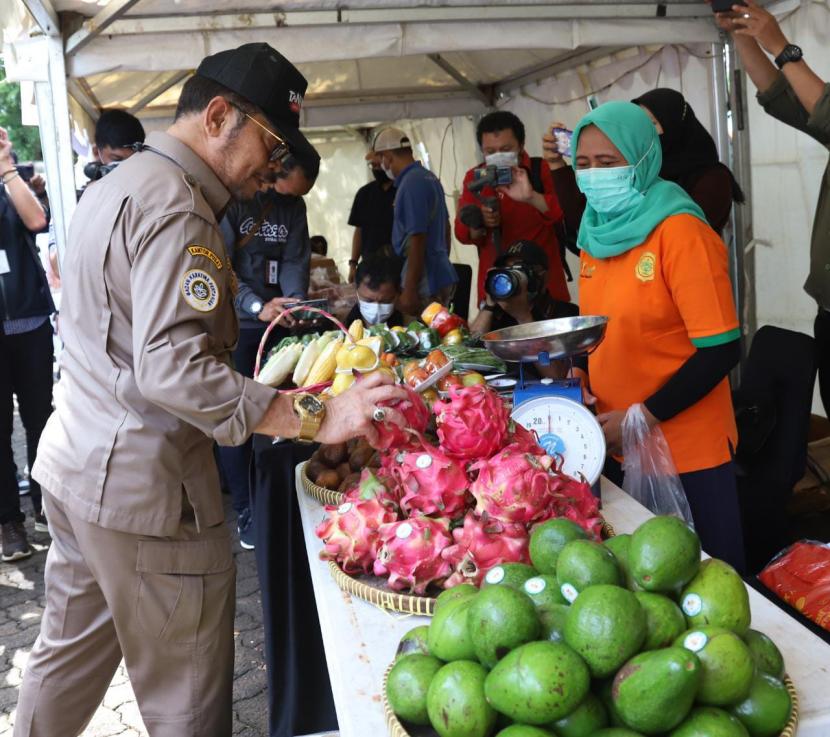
[495, 240, 549, 270]
[196, 43, 314, 161]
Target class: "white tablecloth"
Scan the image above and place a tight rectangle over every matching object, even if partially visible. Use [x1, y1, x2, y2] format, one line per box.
[296, 467, 830, 737]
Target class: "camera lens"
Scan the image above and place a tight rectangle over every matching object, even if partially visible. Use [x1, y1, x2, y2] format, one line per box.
[486, 269, 519, 300]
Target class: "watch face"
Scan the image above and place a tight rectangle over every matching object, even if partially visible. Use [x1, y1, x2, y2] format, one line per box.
[300, 395, 324, 414]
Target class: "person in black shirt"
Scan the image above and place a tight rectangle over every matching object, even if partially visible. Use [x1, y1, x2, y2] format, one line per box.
[347, 151, 395, 282]
[345, 255, 405, 328]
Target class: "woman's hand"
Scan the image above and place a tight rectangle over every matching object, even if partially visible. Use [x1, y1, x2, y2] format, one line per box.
[598, 404, 660, 456]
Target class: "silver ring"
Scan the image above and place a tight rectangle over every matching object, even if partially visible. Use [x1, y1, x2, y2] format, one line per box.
[742, 12, 750, 17]
[372, 406, 387, 423]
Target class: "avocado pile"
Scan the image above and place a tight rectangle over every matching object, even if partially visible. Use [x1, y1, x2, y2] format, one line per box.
[386, 516, 793, 737]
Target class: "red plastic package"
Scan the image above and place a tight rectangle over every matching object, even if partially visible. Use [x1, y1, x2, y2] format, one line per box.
[759, 540, 830, 632]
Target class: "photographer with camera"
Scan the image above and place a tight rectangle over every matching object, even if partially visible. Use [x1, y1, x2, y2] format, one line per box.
[455, 111, 570, 306]
[83, 109, 145, 182]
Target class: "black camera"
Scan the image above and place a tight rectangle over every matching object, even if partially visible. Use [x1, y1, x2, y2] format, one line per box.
[485, 264, 542, 301]
[83, 160, 120, 181]
[469, 164, 512, 193]
[16, 163, 35, 182]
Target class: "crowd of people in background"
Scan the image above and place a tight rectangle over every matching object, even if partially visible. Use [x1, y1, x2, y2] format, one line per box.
[0, 3, 827, 732]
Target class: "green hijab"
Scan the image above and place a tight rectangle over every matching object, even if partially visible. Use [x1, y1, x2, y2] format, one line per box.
[572, 101, 707, 259]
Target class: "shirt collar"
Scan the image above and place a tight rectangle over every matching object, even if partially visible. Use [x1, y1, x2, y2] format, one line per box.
[143, 132, 231, 217]
[394, 160, 421, 185]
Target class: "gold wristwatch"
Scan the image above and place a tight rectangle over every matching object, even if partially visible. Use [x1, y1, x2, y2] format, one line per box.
[293, 393, 326, 443]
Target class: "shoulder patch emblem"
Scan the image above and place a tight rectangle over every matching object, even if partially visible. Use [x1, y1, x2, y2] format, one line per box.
[635, 251, 656, 283]
[181, 269, 220, 312]
[187, 245, 223, 270]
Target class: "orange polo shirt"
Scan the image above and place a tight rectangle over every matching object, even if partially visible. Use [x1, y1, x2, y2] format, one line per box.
[579, 214, 739, 474]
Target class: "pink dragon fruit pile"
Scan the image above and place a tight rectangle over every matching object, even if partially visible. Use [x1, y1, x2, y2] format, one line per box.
[315, 383, 603, 594]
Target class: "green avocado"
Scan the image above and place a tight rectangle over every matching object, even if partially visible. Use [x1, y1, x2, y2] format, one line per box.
[635, 592, 688, 650]
[611, 646, 702, 734]
[668, 706, 750, 736]
[604, 533, 637, 590]
[629, 516, 701, 593]
[428, 596, 476, 662]
[743, 629, 785, 679]
[395, 625, 431, 660]
[540, 603, 570, 643]
[598, 678, 627, 727]
[467, 584, 540, 668]
[495, 726, 554, 737]
[563, 584, 646, 678]
[434, 583, 478, 614]
[529, 517, 588, 574]
[523, 574, 568, 622]
[548, 691, 608, 736]
[426, 660, 497, 737]
[730, 672, 792, 737]
[591, 729, 647, 737]
[482, 562, 539, 590]
[386, 653, 443, 725]
[680, 559, 751, 636]
[484, 641, 590, 724]
[556, 540, 622, 600]
[674, 627, 754, 706]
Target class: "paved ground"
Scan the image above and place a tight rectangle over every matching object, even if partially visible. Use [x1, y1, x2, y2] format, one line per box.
[1, 413, 270, 736]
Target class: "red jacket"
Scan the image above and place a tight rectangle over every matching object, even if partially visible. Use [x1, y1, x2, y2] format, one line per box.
[454, 151, 569, 303]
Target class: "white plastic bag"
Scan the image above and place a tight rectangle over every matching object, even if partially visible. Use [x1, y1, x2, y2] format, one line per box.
[621, 404, 694, 525]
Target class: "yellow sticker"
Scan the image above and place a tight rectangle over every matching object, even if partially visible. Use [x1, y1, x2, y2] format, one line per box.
[181, 269, 220, 312]
[635, 251, 656, 283]
[187, 245, 223, 271]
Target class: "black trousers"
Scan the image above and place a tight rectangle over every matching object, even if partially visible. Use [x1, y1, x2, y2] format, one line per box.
[814, 308, 830, 418]
[0, 320, 54, 524]
[251, 435, 338, 737]
[217, 326, 282, 516]
[605, 456, 746, 573]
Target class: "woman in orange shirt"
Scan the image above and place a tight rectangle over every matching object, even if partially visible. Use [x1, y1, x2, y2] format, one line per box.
[572, 101, 745, 570]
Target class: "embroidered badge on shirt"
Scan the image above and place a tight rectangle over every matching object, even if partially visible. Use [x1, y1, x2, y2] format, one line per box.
[187, 245, 223, 270]
[635, 251, 656, 283]
[181, 269, 220, 312]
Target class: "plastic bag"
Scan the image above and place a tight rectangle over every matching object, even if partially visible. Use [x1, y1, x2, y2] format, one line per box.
[621, 403, 694, 525]
[759, 540, 830, 632]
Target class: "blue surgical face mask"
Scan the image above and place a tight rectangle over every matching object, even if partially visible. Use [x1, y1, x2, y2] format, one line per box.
[359, 300, 395, 325]
[574, 140, 653, 215]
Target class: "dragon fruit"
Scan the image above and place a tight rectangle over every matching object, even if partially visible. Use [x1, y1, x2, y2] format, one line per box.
[434, 385, 510, 460]
[344, 468, 401, 506]
[370, 386, 430, 452]
[501, 420, 545, 455]
[470, 448, 556, 525]
[442, 513, 530, 587]
[538, 472, 603, 540]
[373, 516, 453, 594]
[394, 442, 471, 518]
[315, 474, 400, 573]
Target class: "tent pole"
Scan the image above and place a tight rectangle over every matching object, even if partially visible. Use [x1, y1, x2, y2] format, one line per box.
[33, 35, 77, 270]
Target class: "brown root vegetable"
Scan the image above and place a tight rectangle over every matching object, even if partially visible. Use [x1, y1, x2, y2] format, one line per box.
[316, 469, 341, 490]
[319, 442, 348, 468]
[336, 462, 352, 481]
[306, 460, 326, 483]
[368, 452, 382, 468]
[339, 472, 361, 493]
[349, 445, 375, 472]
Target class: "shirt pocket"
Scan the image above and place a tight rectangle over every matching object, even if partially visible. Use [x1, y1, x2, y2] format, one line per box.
[134, 534, 234, 646]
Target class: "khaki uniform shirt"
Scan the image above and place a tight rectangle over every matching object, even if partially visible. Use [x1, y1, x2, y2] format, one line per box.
[33, 132, 277, 536]
[758, 75, 830, 309]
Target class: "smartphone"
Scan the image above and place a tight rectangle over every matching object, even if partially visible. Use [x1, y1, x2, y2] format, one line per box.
[551, 127, 573, 159]
[284, 298, 328, 321]
[711, 0, 746, 12]
[16, 163, 34, 182]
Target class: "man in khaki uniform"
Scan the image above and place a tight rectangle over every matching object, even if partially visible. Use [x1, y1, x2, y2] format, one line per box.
[14, 44, 406, 737]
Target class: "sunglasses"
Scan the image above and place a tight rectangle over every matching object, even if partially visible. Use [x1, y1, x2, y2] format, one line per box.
[229, 103, 289, 162]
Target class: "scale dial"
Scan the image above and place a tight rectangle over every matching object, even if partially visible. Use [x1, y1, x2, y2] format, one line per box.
[511, 395, 606, 485]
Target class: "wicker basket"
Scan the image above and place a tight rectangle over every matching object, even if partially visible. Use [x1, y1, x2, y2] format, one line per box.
[300, 461, 347, 506]
[381, 664, 799, 737]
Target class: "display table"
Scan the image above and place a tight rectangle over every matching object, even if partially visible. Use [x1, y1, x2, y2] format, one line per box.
[296, 466, 830, 737]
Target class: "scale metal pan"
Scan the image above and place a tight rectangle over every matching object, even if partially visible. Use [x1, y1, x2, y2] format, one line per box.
[483, 315, 609, 363]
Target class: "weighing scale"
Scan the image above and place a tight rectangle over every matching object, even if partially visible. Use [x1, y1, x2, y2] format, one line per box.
[483, 316, 609, 486]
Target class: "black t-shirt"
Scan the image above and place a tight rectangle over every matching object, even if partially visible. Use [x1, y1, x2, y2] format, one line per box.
[348, 180, 395, 258]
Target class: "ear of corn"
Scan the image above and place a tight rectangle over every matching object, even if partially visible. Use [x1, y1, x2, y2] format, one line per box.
[257, 342, 303, 387]
[348, 319, 364, 342]
[293, 334, 332, 386]
[304, 337, 344, 386]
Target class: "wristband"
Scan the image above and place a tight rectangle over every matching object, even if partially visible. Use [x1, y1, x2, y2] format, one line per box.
[2, 171, 20, 185]
[1, 169, 16, 179]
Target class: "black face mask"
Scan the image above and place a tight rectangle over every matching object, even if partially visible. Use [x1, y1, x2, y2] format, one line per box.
[372, 167, 389, 183]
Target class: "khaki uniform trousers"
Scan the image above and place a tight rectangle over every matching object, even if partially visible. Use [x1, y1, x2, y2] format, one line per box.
[14, 491, 236, 737]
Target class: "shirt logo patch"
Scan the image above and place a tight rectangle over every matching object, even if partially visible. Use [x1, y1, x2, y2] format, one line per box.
[187, 245, 223, 270]
[635, 251, 656, 283]
[181, 269, 220, 312]
[289, 90, 303, 114]
[239, 217, 288, 243]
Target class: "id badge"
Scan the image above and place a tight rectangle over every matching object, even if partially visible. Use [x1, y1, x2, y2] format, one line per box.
[265, 259, 279, 286]
[0, 250, 9, 275]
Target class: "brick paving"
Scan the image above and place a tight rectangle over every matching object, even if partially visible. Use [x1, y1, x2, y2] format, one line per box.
[1, 413, 270, 736]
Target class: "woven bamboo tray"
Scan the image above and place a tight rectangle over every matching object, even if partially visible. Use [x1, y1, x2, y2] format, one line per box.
[328, 518, 615, 617]
[300, 461, 347, 506]
[381, 664, 799, 737]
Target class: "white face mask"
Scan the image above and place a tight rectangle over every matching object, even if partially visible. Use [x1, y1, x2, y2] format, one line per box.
[359, 300, 395, 325]
[380, 156, 394, 180]
[484, 151, 519, 168]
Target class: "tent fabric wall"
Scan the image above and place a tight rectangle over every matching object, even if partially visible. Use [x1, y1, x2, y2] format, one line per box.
[748, 0, 830, 414]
